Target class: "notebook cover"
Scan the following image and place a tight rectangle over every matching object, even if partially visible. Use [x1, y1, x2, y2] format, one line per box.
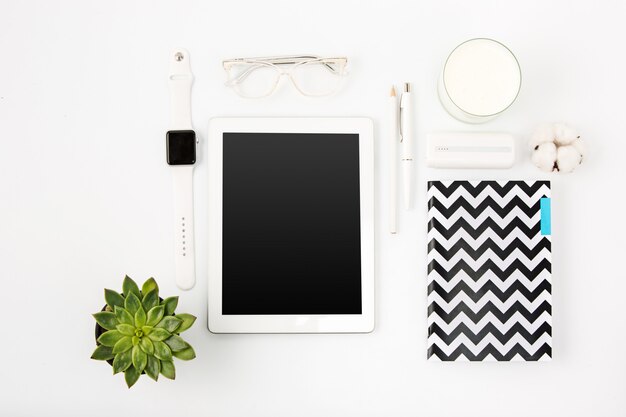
[427, 180, 552, 361]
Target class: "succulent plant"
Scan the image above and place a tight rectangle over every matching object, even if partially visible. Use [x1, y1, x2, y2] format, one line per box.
[91, 276, 196, 388]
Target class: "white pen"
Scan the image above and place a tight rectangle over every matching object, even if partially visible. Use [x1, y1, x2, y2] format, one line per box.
[400, 82, 414, 210]
[389, 86, 399, 234]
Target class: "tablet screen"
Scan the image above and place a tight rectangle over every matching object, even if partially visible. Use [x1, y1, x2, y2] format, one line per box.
[222, 132, 362, 315]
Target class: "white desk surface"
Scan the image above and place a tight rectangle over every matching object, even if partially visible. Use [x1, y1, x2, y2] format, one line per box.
[1, 1, 625, 416]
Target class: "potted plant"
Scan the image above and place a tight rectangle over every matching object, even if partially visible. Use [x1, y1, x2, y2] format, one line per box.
[91, 275, 196, 388]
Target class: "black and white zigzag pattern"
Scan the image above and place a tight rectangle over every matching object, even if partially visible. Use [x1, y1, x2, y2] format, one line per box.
[427, 181, 552, 361]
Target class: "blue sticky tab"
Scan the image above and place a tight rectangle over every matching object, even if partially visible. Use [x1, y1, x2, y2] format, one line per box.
[540, 198, 551, 235]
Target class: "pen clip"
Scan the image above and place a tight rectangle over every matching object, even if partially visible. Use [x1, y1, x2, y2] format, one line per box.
[398, 82, 411, 143]
[399, 97, 404, 143]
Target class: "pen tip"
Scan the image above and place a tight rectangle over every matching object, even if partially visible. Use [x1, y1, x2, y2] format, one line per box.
[390, 86, 396, 97]
[404, 83, 411, 93]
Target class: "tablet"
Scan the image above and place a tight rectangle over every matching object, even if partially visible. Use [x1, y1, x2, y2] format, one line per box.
[208, 118, 374, 333]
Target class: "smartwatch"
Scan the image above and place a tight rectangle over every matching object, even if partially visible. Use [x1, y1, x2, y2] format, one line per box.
[166, 48, 196, 290]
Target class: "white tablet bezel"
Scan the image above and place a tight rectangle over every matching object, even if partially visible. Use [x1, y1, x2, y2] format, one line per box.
[207, 117, 375, 333]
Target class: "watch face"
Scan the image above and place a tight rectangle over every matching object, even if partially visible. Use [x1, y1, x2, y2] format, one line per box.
[167, 130, 196, 165]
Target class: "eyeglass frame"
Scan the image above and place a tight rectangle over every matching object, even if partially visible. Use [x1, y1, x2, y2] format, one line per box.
[222, 55, 348, 98]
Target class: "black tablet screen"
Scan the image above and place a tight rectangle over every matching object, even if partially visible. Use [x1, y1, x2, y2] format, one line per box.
[222, 132, 362, 315]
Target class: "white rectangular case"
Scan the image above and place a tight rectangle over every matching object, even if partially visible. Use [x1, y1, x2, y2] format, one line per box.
[426, 132, 515, 168]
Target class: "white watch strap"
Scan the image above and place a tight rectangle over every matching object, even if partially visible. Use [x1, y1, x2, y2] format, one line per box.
[169, 48, 195, 290]
[172, 166, 195, 290]
[169, 48, 193, 130]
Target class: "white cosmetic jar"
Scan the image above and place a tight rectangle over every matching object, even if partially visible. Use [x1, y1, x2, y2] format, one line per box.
[438, 38, 521, 124]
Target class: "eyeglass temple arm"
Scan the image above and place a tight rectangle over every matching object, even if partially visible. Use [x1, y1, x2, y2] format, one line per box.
[224, 55, 320, 66]
[223, 55, 346, 80]
[257, 56, 346, 73]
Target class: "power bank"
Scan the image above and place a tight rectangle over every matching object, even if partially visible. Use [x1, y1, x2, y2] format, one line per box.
[426, 132, 515, 168]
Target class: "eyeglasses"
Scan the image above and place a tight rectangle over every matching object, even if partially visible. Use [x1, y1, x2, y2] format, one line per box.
[223, 55, 348, 98]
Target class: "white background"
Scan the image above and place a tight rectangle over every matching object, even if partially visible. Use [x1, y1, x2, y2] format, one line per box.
[1, 0, 625, 416]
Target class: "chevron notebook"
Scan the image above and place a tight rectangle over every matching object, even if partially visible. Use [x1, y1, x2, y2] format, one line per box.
[427, 180, 552, 361]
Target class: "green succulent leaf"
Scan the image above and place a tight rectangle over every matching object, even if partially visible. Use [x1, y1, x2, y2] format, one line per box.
[155, 316, 182, 333]
[97, 330, 124, 347]
[132, 345, 147, 373]
[160, 360, 176, 380]
[124, 292, 141, 316]
[114, 306, 134, 325]
[153, 340, 173, 361]
[134, 306, 147, 328]
[148, 328, 171, 342]
[93, 311, 118, 331]
[132, 336, 140, 346]
[141, 277, 159, 297]
[173, 345, 196, 361]
[162, 296, 179, 316]
[155, 316, 183, 333]
[116, 324, 135, 336]
[124, 365, 140, 388]
[146, 305, 165, 327]
[175, 313, 196, 333]
[145, 354, 160, 381]
[112, 349, 132, 374]
[122, 275, 141, 298]
[104, 289, 125, 309]
[140, 337, 154, 355]
[141, 326, 153, 335]
[164, 335, 188, 352]
[142, 289, 159, 312]
[112, 336, 133, 354]
[91, 345, 114, 361]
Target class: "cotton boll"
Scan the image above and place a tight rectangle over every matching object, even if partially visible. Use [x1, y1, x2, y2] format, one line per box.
[553, 123, 579, 145]
[529, 124, 555, 150]
[529, 123, 586, 173]
[532, 142, 557, 172]
[556, 145, 583, 173]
